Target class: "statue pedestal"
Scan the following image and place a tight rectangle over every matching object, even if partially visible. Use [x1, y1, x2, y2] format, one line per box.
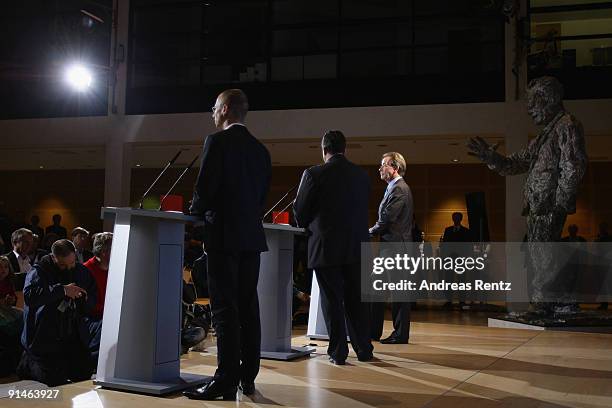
[488, 311, 612, 333]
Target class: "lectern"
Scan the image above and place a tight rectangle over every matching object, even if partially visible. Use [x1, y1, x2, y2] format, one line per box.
[259, 223, 314, 360]
[94, 207, 208, 395]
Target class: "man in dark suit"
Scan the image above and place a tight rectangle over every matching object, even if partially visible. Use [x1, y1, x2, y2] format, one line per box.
[5, 228, 34, 274]
[369, 152, 414, 344]
[294, 130, 373, 365]
[184, 89, 271, 400]
[45, 214, 67, 239]
[441, 212, 472, 309]
[442, 212, 472, 244]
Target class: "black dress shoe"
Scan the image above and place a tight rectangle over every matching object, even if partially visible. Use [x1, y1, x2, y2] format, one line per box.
[357, 352, 374, 362]
[380, 336, 408, 345]
[328, 356, 346, 365]
[183, 380, 236, 400]
[240, 381, 255, 395]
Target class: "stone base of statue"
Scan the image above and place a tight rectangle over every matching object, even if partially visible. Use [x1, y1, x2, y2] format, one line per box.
[489, 309, 612, 333]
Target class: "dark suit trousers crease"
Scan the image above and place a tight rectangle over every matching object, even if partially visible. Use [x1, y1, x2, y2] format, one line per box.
[370, 300, 411, 342]
[207, 251, 261, 387]
[315, 264, 373, 361]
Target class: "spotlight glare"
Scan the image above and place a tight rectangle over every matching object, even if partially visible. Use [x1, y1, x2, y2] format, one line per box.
[66, 64, 92, 91]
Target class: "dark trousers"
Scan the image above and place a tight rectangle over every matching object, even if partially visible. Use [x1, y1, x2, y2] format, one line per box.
[315, 263, 373, 361]
[370, 302, 411, 341]
[207, 251, 261, 387]
[16, 342, 92, 387]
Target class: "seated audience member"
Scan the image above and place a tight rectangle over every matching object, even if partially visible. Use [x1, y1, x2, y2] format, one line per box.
[45, 214, 67, 239]
[28, 234, 48, 265]
[26, 215, 44, 239]
[41, 232, 60, 252]
[71, 227, 93, 264]
[0, 255, 23, 376]
[83, 232, 112, 367]
[5, 228, 34, 274]
[17, 239, 97, 386]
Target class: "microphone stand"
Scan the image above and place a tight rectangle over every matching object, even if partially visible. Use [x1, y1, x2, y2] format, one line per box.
[263, 184, 298, 221]
[158, 155, 200, 211]
[137, 150, 182, 209]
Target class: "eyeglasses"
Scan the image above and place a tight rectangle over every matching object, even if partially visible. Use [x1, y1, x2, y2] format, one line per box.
[379, 163, 393, 169]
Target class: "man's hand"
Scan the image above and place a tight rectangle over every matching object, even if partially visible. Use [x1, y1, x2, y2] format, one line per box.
[467, 137, 500, 163]
[64, 283, 87, 300]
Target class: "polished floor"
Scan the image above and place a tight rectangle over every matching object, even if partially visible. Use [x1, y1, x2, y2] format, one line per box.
[2, 310, 612, 408]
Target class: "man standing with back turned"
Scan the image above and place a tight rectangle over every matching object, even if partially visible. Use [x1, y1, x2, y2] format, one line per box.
[294, 130, 374, 365]
[185, 89, 271, 400]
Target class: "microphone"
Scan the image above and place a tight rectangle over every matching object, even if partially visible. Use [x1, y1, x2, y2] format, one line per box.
[137, 150, 182, 209]
[272, 200, 294, 224]
[263, 183, 298, 221]
[158, 155, 200, 211]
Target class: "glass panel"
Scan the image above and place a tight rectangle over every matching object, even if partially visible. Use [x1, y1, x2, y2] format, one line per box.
[131, 61, 201, 87]
[341, 24, 412, 50]
[204, 32, 266, 59]
[531, 9, 612, 37]
[133, 4, 202, 34]
[414, 46, 448, 74]
[304, 54, 337, 79]
[530, 0, 612, 7]
[273, 28, 338, 55]
[132, 35, 201, 63]
[342, 0, 412, 19]
[273, 0, 339, 24]
[204, 0, 267, 29]
[272, 56, 304, 81]
[341, 49, 411, 78]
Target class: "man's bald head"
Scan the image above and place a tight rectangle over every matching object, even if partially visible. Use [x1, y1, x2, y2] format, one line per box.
[216, 89, 249, 123]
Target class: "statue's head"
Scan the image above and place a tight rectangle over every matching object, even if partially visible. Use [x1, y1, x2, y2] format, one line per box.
[526, 76, 564, 125]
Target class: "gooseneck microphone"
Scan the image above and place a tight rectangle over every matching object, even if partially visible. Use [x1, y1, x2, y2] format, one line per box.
[263, 184, 298, 221]
[137, 150, 182, 209]
[158, 155, 200, 211]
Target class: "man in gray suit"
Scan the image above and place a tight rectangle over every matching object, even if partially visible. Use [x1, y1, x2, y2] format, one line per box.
[369, 152, 413, 344]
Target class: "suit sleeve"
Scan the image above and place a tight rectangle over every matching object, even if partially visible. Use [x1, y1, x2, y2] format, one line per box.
[369, 188, 405, 236]
[81, 267, 97, 314]
[555, 120, 587, 213]
[293, 169, 316, 229]
[23, 268, 65, 309]
[190, 134, 222, 214]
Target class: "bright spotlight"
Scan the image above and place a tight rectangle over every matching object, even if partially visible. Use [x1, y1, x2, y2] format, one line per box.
[66, 64, 92, 91]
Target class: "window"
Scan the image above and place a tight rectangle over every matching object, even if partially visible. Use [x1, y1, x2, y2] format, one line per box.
[127, 0, 505, 114]
[528, 1, 612, 99]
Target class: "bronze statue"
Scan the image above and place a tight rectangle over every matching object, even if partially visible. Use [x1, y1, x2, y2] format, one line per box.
[468, 76, 588, 309]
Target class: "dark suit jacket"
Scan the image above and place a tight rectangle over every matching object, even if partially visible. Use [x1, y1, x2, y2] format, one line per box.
[294, 154, 370, 269]
[370, 177, 413, 242]
[190, 124, 271, 252]
[442, 225, 472, 243]
[5, 251, 20, 273]
[441, 225, 473, 258]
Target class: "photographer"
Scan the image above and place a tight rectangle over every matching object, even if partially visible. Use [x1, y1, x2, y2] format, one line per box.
[17, 239, 97, 386]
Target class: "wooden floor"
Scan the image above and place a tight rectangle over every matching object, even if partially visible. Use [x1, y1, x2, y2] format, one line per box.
[2, 311, 612, 408]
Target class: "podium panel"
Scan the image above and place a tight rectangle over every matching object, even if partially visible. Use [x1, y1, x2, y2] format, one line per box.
[94, 207, 209, 395]
[259, 224, 314, 360]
